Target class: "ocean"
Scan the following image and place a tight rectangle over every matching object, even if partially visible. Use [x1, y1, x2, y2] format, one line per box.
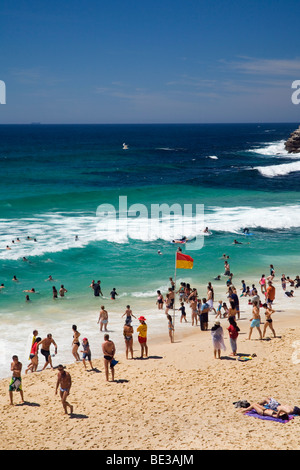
[1, 122, 300, 378]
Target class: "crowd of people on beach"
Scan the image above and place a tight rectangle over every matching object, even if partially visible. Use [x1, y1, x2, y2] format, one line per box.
[5, 250, 299, 415]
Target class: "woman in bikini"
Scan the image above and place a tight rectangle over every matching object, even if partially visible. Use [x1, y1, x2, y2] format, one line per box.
[72, 324, 81, 361]
[123, 319, 134, 359]
[262, 303, 276, 338]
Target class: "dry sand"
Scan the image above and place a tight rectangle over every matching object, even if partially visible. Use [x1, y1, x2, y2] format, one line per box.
[1, 282, 300, 451]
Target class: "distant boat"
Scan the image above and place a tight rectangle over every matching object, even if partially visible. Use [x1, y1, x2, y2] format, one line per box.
[123, 143, 129, 150]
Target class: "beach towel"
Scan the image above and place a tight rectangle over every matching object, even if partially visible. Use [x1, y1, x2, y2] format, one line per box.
[245, 410, 293, 423]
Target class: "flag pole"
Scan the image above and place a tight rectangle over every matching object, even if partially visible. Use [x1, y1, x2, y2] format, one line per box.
[173, 248, 178, 342]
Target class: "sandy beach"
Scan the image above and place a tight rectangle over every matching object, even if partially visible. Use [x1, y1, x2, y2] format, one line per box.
[1, 277, 300, 451]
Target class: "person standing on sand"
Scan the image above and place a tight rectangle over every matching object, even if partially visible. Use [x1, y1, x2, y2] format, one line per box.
[227, 317, 239, 356]
[265, 281, 276, 308]
[248, 304, 263, 340]
[211, 321, 226, 359]
[102, 334, 116, 381]
[199, 298, 209, 331]
[55, 365, 73, 415]
[137, 316, 148, 358]
[37, 334, 57, 370]
[9, 355, 24, 405]
[190, 296, 198, 326]
[123, 319, 134, 359]
[167, 314, 174, 343]
[25, 336, 41, 373]
[97, 305, 108, 331]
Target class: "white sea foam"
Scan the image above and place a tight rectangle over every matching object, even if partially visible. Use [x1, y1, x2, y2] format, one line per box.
[251, 140, 300, 158]
[207, 155, 218, 159]
[254, 160, 300, 177]
[1, 203, 300, 260]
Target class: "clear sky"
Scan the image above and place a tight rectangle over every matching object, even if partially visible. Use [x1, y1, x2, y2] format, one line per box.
[1, 0, 300, 123]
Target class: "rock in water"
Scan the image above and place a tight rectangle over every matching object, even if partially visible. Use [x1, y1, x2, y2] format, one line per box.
[285, 125, 300, 153]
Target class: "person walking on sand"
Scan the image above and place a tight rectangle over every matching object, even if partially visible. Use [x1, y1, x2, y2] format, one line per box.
[97, 305, 108, 331]
[81, 338, 94, 370]
[178, 302, 187, 323]
[102, 334, 116, 382]
[25, 336, 41, 373]
[211, 321, 226, 359]
[123, 319, 134, 359]
[55, 365, 73, 415]
[37, 334, 57, 370]
[9, 355, 24, 405]
[137, 316, 148, 358]
[248, 303, 263, 340]
[262, 303, 276, 338]
[167, 314, 175, 343]
[72, 325, 81, 361]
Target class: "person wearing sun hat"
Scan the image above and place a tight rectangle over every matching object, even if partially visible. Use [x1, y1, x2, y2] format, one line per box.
[137, 316, 148, 359]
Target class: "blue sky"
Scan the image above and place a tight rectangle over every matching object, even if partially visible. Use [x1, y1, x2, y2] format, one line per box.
[1, 0, 300, 123]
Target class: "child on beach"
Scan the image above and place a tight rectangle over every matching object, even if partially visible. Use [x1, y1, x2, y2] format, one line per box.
[227, 317, 240, 356]
[222, 302, 229, 318]
[216, 301, 222, 319]
[259, 275, 266, 294]
[211, 321, 226, 359]
[81, 338, 94, 370]
[178, 302, 187, 323]
[122, 305, 136, 324]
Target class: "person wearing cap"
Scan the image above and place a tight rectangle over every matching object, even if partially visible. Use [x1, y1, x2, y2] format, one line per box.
[137, 316, 148, 359]
[81, 338, 94, 370]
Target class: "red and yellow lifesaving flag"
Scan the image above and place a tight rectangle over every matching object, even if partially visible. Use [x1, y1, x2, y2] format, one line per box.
[176, 252, 194, 269]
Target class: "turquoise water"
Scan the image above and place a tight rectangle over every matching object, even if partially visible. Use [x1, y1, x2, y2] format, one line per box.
[1, 123, 300, 377]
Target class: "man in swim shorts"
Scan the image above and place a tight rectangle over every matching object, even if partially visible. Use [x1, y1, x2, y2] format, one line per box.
[37, 334, 57, 370]
[248, 304, 262, 340]
[55, 365, 73, 415]
[102, 334, 116, 381]
[9, 355, 24, 405]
